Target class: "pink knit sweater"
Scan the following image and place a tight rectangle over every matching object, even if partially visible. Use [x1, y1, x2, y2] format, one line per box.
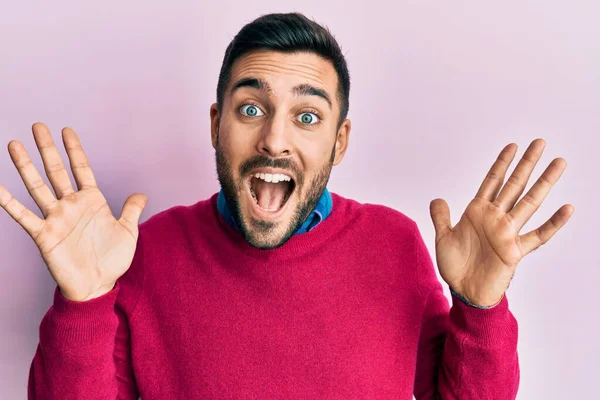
[28, 192, 519, 399]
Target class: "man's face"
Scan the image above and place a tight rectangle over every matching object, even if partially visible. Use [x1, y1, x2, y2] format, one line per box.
[210, 50, 351, 249]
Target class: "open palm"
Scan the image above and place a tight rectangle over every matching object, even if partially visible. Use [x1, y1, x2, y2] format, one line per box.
[429, 139, 574, 307]
[0, 123, 147, 301]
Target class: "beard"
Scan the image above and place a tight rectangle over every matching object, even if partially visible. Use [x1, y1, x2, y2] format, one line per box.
[215, 138, 336, 249]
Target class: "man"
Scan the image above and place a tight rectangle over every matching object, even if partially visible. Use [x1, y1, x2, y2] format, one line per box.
[0, 12, 573, 400]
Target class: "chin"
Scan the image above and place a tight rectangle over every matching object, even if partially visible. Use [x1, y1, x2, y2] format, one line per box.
[244, 232, 292, 250]
[239, 188, 301, 249]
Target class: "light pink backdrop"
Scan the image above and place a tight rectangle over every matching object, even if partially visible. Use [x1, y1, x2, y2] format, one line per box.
[1, 1, 597, 399]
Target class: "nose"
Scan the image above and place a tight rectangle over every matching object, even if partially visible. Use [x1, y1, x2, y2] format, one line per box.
[255, 112, 293, 158]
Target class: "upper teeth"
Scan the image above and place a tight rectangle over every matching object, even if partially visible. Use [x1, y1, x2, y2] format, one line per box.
[253, 173, 292, 183]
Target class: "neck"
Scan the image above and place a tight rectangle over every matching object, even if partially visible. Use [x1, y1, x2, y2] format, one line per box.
[216, 187, 333, 236]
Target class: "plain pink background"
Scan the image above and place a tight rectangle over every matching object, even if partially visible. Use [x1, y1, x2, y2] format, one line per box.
[1, 1, 597, 399]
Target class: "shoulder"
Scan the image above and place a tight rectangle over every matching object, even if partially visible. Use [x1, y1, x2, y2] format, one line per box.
[330, 192, 418, 240]
[137, 193, 217, 243]
[116, 194, 217, 313]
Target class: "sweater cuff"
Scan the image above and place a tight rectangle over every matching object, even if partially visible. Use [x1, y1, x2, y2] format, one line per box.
[450, 287, 504, 309]
[41, 283, 120, 344]
[449, 292, 518, 347]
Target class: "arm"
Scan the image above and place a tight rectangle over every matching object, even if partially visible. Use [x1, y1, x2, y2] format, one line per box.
[414, 139, 573, 398]
[413, 223, 520, 400]
[27, 283, 139, 400]
[27, 226, 146, 400]
[0, 123, 147, 399]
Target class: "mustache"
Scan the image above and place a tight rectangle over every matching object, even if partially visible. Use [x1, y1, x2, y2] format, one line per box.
[240, 155, 304, 186]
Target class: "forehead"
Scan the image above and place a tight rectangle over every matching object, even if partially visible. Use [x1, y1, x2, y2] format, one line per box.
[227, 50, 338, 100]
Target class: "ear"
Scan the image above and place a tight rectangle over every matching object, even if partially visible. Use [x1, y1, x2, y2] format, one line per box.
[210, 103, 220, 149]
[332, 118, 351, 166]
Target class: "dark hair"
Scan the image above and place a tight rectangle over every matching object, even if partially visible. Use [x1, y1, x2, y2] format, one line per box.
[216, 12, 350, 129]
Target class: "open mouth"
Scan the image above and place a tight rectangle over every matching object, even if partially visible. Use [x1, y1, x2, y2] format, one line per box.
[247, 172, 296, 214]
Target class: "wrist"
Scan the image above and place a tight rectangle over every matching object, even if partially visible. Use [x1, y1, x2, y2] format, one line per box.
[59, 282, 117, 302]
[450, 286, 504, 309]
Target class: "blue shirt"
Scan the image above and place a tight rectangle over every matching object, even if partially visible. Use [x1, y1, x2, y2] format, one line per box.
[217, 187, 333, 235]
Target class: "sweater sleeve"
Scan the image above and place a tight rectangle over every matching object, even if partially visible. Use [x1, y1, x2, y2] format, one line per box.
[27, 234, 145, 400]
[411, 223, 520, 400]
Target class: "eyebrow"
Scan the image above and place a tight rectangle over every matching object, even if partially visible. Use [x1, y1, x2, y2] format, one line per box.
[230, 77, 332, 109]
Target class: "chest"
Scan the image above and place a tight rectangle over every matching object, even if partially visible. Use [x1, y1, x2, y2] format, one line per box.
[132, 260, 423, 399]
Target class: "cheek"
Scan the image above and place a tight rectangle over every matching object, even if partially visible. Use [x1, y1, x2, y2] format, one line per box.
[219, 125, 256, 160]
[296, 135, 335, 170]
[222, 119, 261, 152]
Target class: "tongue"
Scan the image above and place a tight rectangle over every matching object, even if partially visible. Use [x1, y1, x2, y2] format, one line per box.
[254, 178, 288, 211]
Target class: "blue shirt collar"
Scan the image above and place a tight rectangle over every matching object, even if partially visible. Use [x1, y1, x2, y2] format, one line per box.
[217, 187, 332, 235]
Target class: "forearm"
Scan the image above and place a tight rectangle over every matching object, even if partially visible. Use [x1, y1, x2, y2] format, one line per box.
[424, 289, 520, 399]
[28, 284, 138, 400]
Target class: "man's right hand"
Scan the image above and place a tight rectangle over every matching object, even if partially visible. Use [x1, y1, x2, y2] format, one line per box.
[0, 123, 147, 302]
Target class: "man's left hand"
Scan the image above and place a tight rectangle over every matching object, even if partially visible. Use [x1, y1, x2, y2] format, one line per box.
[429, 138, 574, 307]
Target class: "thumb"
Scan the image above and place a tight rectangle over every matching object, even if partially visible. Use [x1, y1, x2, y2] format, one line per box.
[118, 193, 148, 232]
[429, 198, 451, 241]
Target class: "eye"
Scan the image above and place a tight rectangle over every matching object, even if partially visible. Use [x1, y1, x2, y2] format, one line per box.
[297, 112, 319, 125]
[239, 104, 264, 117]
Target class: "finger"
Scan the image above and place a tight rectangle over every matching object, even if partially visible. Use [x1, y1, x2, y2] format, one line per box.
[429, 198, 452, 242]
[61, 127, 99, 190]
[495, 138, 546, 213]
[32, 122, 76, 199]
[518, 204, 574, 255]
[7, 140, 58, 217]
[118, 193, 148, 236]
[508, 157, 567, 230]
[475, 143, 518, 203]
[0, 184, 45, 237]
